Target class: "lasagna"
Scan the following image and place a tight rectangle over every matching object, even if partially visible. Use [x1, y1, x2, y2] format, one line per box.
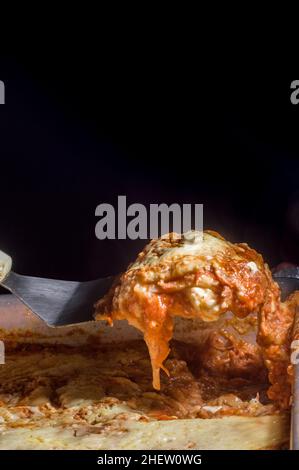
[0, 336, 289, 449]
[95, 230, 298, 410]
[0, 230, 296, 449]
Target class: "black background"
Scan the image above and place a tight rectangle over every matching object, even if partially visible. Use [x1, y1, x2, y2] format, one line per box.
[0, 49, 298, 283]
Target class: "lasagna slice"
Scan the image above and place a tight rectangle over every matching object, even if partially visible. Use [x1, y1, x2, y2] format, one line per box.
[0, 340, 289, 449]
[95, 230, 298, 409]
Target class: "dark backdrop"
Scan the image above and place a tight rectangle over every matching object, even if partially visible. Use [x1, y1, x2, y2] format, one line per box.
[0, 52, 298, 282]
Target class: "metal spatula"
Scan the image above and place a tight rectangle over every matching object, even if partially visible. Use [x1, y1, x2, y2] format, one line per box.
[0, 250, 114, 326]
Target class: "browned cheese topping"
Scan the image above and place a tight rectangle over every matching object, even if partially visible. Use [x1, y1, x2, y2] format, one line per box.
[95, 230, 299, 409]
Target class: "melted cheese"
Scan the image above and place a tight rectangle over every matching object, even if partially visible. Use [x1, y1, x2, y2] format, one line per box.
[95, 231, 299, 410]
[95, 230, 272, 390]
[131, 231, 242, 269]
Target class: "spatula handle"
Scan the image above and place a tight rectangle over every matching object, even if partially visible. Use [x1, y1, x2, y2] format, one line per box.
[0, 250, 12, 283]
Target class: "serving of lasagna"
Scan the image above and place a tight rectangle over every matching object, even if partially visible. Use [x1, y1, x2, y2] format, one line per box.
[95, 231, 298, 411]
